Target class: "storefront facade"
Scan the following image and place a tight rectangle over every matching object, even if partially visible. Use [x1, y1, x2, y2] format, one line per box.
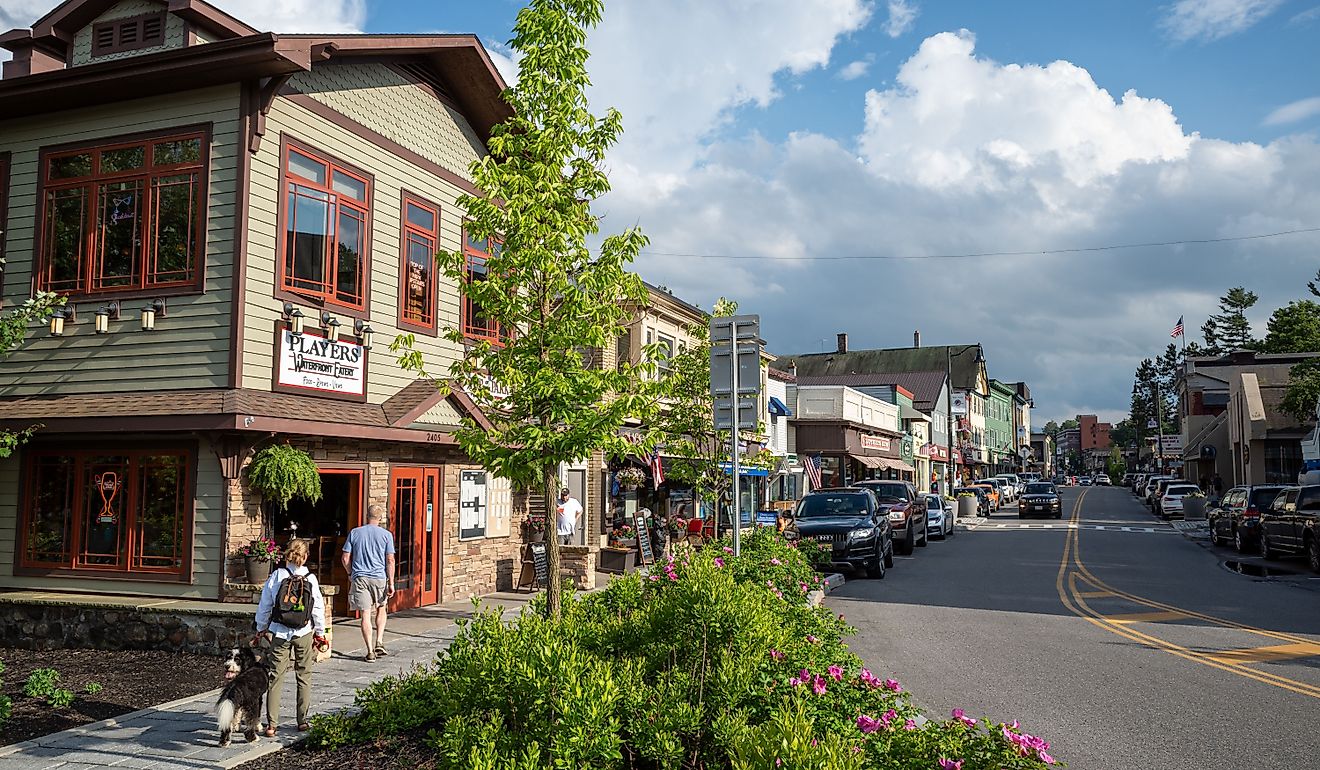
[0, 1, 520, 608]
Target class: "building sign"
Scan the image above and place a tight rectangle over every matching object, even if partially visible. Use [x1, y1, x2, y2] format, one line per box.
[859, 434, 891, 452]
[951, 392, 968, 415]
[275, 328, 367, 399]
[1157, 435, 1183, 457]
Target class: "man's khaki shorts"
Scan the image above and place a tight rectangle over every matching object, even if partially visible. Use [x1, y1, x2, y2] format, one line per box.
[349, 576, 388, 611]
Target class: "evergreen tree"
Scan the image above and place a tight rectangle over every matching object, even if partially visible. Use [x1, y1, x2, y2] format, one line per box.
[1261, 300, 1320, 354]
[1201, 287, 1258, 354]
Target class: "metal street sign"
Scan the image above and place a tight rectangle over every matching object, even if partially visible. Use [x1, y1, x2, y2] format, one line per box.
[709, 314, 762, 557]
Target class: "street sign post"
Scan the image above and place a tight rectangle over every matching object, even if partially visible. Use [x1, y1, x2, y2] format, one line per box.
[710, 314, 762, 556]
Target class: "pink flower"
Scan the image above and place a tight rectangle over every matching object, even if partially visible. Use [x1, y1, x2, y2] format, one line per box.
[648, 575, 659, 581]
[1038, 750, 1057, 765]
[884, 678, 902, 692]
[856, 714, 882, 733]
[714, 557, 725, 568]
[882, 709, 896, 727]
[937, 759, 964, 770]
[951, 709, 977, 728]
[859, 668, 879, 688]
[806, 635, 819, 644]
[770, 557, 781, 565]
[903, 719, 917, 731]
[827, 665, 844, 681]
[812, 675, 829, 695]
[769, 649, 785, 661]
[788, 675, 805, 687]
[723, 546, 734, 554]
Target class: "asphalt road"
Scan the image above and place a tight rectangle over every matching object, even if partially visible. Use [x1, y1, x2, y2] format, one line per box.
[827, 486, 1320, 770]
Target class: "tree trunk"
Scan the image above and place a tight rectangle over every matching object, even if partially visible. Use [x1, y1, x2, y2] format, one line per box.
[542, 464, 562, 620]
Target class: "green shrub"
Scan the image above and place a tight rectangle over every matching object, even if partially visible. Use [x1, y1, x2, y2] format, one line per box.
[84, 682, 103, 695]
[0, 660, 10, 727]
[23, 668, 60, 699]
[310, 530, 1059, 769]
[47, 688, 75, 709]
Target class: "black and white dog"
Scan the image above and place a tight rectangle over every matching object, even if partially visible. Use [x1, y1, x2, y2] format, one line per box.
[216, 645, 270, 746]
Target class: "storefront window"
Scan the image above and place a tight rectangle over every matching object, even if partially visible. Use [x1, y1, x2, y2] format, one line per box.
[21, 448, 192, 578]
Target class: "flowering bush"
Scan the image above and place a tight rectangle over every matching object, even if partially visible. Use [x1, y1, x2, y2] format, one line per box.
[236, 538, 281, 562]
[524, 515, 547, 534]
[308, 530, 1060, 770]
[615, 467, 647, 487]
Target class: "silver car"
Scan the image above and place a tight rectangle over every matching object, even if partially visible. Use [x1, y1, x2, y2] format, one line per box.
[924, 495, 954, 539]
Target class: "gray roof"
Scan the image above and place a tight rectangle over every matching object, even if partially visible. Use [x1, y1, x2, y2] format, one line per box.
[781, 346, 983, 391]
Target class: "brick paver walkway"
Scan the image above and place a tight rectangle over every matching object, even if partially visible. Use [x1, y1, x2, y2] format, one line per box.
[0, 591, 534, 770]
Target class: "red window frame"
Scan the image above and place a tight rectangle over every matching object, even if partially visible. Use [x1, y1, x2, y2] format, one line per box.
[399, 192, 440, 333]
[460, 226, 507, 344]
[36, 128, 208, 299]
[277, 138, 373, 314]
[18, 447, 195, 582]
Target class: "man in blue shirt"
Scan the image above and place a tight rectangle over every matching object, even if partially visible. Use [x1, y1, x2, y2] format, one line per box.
[341, 504, 396, 662]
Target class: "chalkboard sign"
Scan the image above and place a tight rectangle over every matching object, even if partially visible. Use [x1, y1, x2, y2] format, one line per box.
[636, 520, 654, 566]
[529, 542, 548, 586]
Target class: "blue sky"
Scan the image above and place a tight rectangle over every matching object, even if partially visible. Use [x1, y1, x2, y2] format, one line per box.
[4, 0, 1319, 424]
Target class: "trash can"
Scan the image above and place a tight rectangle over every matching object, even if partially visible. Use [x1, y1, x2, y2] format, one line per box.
[1182, 496, 1207, 520]
[957, 496, 979, 519]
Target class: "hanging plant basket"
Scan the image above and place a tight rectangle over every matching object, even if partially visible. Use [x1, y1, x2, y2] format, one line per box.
[246, 444, 322, 511]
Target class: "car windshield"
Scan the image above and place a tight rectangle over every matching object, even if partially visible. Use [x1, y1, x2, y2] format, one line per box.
[926, 497, 942, 509]
[1025, 483, 1055, 495]
[1166, 485, 1199, 496]
[1249, 487, 1286, 508]
[860, 482, 909, 502]
[796, 494, 870, 518]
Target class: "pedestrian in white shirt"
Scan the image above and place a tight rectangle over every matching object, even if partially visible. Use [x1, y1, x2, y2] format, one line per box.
[255, 538, 327, 735]
[556, 488, 582, 545]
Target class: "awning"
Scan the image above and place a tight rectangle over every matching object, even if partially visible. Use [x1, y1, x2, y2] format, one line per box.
[851, 455, 914, 473]
[768, 396, 793, 417]
[899, 405, 928, 422]
[718, 463, 770, 477]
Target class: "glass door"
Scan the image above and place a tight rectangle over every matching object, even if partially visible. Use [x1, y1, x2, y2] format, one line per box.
[419, 468, 442, 606]
[388, 467, 422, 611]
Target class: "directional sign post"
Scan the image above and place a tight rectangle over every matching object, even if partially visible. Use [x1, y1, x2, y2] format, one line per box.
[710, 314, 762, 557]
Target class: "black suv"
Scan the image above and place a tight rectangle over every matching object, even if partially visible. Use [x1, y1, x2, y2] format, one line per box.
[1259, 485, 1320, 572]
[1019, 482, 1062, 519]
[855, 479, 927, 555]
[791, 488, 895, 578]
[1207, 485, 1286, 552]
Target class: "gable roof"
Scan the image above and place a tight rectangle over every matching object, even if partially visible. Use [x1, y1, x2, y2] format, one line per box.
[781, 345, 985, 392]
[794, 370, 946, 412]
[30, 0, 256, 41]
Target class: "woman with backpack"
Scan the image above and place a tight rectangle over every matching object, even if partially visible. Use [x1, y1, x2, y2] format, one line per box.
[254, 538, 327, 735]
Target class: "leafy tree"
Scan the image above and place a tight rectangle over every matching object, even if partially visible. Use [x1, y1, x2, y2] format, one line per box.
[1155, 343, 1183, 432]
[1261, 300, 1320, 354]
[1281, 360, 1320, 424]
[0, 292, 65, 459]
[1200, 286, 1258, 354]
[393, 0, 659, 620]
[1042, 420, 1059, 434]
[1059, 418, 1079, 430]
[1110, 418, 1137, 451]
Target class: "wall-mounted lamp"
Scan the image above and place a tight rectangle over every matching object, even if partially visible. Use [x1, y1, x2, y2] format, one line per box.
[282, 301, 305, 336]
[49, 306, 77, 337]
[321, 311, 341, 343]
[354, 319, 373, 350]
[94, 301, 121, 335]
[140, 298, 166, 332]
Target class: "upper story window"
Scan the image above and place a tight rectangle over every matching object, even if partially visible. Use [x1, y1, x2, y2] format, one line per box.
[399, 194, 439, 332]
[39, 129, 206, 297]
[0, 152, 9, 268]
[461, 228, 506, 343]
[280, 142, 371, 312]
[91, 12, 166, 57]
[656, 332, 676, 374]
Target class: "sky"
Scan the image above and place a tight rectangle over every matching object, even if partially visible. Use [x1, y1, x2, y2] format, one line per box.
[3, 0, 1319, 424]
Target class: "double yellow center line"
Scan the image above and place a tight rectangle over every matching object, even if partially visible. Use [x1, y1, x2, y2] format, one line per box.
[1055, 489, 1320, 699]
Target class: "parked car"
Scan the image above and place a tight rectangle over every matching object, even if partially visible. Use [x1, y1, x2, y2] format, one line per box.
[1121, 473, 1134, 487]
[1093, 474, 1111, 486]
[1079, 476, 1093, 487]
[1020, 473, 1041, 483]
[972, 483, 1001, 511]
[1208, 485, 1287, 552]
[1131, 474, 1149, 495]
[790, 488, 895, 578]
[854, 480, 927, 555]
[1143, 475, 1174, 507]
[1150, 478, 1185, 514]
[1157, 483, 1201, 520]
[1258, 486, 1320, 572]
[983, 478, 1013, 503]
[1019, 482, 1063, 519]
[954, 486, 992, 516]
[995, 474, 1023, 497]
[924, 495, 954, 539]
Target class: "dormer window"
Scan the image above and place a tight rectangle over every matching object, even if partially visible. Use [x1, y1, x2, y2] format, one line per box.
[91, 12, 167, 57]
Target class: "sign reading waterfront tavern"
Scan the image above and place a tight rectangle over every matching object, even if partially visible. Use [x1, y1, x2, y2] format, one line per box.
[274, 327, 367, 400]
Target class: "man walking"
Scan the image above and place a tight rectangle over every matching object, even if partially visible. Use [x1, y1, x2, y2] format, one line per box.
[341, 504, 395, 662]
[555, 487, 582, 546]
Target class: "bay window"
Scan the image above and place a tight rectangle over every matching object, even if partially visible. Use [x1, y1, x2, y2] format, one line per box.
[20, 448, 193, 579]
[400, 194, 439, 331]
[279, 141, 371, 311]
[38, 130, 206, 296]
[461, 227, 506, 343]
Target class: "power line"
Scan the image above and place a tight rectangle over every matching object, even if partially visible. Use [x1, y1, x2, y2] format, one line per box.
[638, 226, 1320, 262]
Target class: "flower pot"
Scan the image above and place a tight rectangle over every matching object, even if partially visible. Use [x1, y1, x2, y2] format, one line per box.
[244, 557, 271, 585]
[528, 531, 545, 543]
[1182, 498, 1207, 520]
[957, 497, 979, 519]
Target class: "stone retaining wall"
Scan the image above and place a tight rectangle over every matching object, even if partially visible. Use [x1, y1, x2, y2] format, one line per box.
[560, 546, 597, 591]
[0, 602, 255, 656]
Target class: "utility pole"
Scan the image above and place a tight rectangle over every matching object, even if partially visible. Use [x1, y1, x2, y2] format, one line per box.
[1154, 379, 1166, 476]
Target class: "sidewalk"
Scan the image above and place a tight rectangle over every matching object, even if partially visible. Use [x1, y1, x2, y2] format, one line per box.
[0, 590, 535, 770]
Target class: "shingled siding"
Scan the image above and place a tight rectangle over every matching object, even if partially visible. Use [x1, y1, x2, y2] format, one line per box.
[0, 85, 241, 396]
[287, 63, 486, 184]
[71, 0, 188, 67]
[0, 437, 227, 600]
[241, 76, 482, 403]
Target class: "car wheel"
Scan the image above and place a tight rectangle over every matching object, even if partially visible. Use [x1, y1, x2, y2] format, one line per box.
[883, 539, 895, 568]
[1260, 532, 1276, 561]
[1307, 536, 1320, 574]
[866, 554, 886, 579]
[933, 520, 946, 540]
[1234, 528, 1247, 553]
[917, 520, 929, 547]
[898, 529, 914, 555]
[1209, 526, 1221, 547]
[1053, 511, 1063, 519]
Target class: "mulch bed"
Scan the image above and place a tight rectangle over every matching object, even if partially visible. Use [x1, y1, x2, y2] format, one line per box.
[0, 646, 221, 747]
[236, 729, 438, 770]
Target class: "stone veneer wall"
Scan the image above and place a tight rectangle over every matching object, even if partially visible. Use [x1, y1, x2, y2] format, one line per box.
[559, 546, 597, 591]
[222, 436, 528, 605]
[0, 602, 253, 656]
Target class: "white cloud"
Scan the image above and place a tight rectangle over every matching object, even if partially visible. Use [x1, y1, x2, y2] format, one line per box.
[0, 0, 51, 30]
[884, 0, 919, 37]
[483, 39, 521, 86]
[1263, 96, 1320, 126]
[1159, 0, 1286, 42]
[837, 58, 871, 80]
[1290, 5, 1320, 25]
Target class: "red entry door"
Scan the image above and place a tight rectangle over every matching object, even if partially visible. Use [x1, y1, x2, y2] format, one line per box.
[387, 467, 442, 611]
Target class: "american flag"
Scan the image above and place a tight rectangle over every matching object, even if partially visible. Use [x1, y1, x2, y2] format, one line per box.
[803, 454, 822, 491]
[649, 451, 665, 487]
[1170, 315, 1184, 338]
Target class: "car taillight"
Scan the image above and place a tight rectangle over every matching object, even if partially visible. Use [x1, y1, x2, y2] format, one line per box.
[1242, 506, 1259, 520]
